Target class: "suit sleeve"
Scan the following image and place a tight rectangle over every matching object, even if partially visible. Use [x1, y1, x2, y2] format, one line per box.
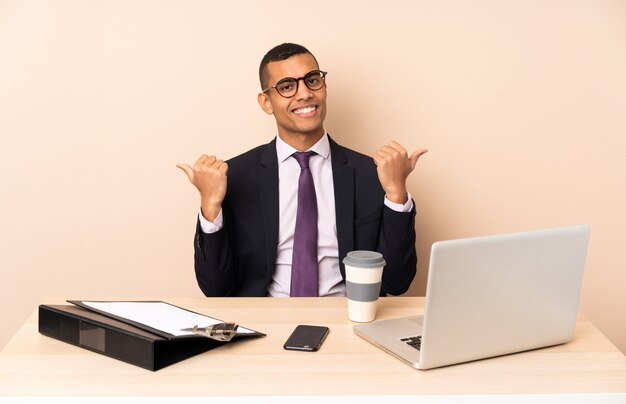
[193, 217, 239, 296]
[377, 204, 417, 296]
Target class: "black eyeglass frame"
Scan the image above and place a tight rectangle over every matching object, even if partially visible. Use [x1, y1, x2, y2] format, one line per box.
[261, 70, 328, 98]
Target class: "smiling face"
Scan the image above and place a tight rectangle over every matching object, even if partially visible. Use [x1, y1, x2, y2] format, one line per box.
[258, 53, 327, 150]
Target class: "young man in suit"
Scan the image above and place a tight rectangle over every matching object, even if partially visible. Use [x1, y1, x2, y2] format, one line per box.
[178, 43, 427, 297]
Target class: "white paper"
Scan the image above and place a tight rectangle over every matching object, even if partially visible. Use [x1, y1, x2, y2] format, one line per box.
[80, 301, 254, 337]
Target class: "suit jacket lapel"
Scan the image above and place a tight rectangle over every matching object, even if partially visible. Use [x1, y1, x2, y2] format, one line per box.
[258, 138, 280, 281]
[329, 136, 354, 278]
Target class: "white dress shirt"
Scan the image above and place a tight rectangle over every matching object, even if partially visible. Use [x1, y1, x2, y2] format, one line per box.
[199, 133, 413, 297]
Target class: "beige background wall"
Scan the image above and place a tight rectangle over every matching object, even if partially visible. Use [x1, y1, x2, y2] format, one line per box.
[1, 0, 625, 354]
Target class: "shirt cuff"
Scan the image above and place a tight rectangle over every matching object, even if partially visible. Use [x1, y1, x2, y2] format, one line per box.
[384, 192, 414, 213]
[199, 209, 224, 234]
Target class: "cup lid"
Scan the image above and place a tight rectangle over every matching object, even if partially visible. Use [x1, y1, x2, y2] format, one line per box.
[342, 250, 386, 268]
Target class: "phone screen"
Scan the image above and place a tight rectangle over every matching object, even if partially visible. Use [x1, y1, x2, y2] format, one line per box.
[283, 325, 329, 352]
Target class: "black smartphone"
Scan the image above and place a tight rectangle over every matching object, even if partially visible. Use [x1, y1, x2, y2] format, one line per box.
[283, 325, 329, 352]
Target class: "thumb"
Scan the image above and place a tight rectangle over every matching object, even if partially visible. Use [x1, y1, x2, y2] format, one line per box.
[176, 163, 194, 182]
[409, 148, 428, 171]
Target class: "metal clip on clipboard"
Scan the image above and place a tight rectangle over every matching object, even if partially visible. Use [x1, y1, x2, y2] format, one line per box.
[181, 323, 239, 342]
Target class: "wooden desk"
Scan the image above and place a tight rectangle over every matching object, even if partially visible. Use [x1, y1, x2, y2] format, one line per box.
[0, 297, 625, 397]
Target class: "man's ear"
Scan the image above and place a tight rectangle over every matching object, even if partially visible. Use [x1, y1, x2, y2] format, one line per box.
[258, 92, 274, 115]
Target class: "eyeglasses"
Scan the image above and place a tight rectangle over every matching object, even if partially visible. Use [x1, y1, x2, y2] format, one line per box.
[262, 70, 328, 98]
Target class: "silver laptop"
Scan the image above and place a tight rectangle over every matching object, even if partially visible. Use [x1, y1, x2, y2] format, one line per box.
[354, 224, 590, 370]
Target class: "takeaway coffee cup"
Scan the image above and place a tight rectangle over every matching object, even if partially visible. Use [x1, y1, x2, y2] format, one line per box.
[343, 251, 386, 322]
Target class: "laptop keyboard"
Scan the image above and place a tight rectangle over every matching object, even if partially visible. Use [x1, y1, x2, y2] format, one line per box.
[401, 336, 422, 351]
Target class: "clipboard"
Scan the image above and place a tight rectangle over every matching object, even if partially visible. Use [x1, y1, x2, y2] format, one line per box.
[38, 300, 265, 371]
[67, 300, 265, 340]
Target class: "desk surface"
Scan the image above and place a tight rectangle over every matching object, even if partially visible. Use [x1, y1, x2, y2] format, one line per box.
[0, 297, 625, 396]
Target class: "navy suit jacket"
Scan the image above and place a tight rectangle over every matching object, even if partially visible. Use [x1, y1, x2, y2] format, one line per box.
[193, 135, 417, 296]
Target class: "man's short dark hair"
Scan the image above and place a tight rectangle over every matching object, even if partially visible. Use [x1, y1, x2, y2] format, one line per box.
[259, 43, 319, 90]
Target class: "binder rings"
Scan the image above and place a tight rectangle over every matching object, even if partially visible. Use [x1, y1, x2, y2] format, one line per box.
[38, 301, 265, 371]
